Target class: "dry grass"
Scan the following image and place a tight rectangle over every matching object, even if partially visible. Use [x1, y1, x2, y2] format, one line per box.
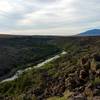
[47, 90, 73, 100]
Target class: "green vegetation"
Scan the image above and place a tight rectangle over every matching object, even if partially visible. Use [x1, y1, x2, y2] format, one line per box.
[0, 36, 61, 80]
[0, 36, 100, 99]
[91, 77, 100, 85]
[47, 90, 73, 100]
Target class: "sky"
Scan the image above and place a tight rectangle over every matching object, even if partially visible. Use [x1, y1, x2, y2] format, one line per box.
[0, 0, 100, 36]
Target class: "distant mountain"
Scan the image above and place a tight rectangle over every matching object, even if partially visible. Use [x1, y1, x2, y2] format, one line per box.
[79, 29, 100, 36]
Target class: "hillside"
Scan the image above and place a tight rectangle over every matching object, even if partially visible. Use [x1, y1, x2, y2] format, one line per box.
[79, 29, 100, 36]
[0, 35, 80, 81]
[0, 36, 100, 100]
[0, 36, 62, 81]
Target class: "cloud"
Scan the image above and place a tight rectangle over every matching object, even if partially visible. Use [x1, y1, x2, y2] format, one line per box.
[0, 0, 100, 35]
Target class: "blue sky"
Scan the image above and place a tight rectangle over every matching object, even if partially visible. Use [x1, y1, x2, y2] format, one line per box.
[0, 0, 100, 35]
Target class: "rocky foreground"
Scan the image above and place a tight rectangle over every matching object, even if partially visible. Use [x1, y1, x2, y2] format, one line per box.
[66, 53, 100, 100]
[34, 53, 100, 100]
[1, 52, 100, 100]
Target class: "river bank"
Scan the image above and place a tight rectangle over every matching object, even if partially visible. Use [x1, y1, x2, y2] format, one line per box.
[1, 51, 67, 83]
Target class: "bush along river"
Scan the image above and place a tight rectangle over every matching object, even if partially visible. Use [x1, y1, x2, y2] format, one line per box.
[1, 51, 67, 83]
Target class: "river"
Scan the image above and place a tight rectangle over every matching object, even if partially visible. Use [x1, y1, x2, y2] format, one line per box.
[1, 51, 67, 83]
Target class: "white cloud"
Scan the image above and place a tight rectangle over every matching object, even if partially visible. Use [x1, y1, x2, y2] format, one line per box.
[0, 1, 13, 12]
[0, 0, 100, 35]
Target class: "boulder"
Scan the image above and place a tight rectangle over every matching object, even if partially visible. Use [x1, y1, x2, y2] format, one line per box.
[93, 88, 100, 96]
[79, 70, 89, 81]
[84, 83, 93, 99]
[65, 77, 76, 90]
[89, 70, 95, 80]
[81, 57, 88, 65]
[95, 84, 100, 89]
[96, 70, 100, 78]
[93, 96, 100, 100]
[94, 54, 100, 61]
[72, 93, 87, 100]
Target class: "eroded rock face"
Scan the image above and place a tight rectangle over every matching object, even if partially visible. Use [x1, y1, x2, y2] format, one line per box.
[31, 77, 66, 99]
[67, 55, 100, 100]
[31, 54, 100, 100]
